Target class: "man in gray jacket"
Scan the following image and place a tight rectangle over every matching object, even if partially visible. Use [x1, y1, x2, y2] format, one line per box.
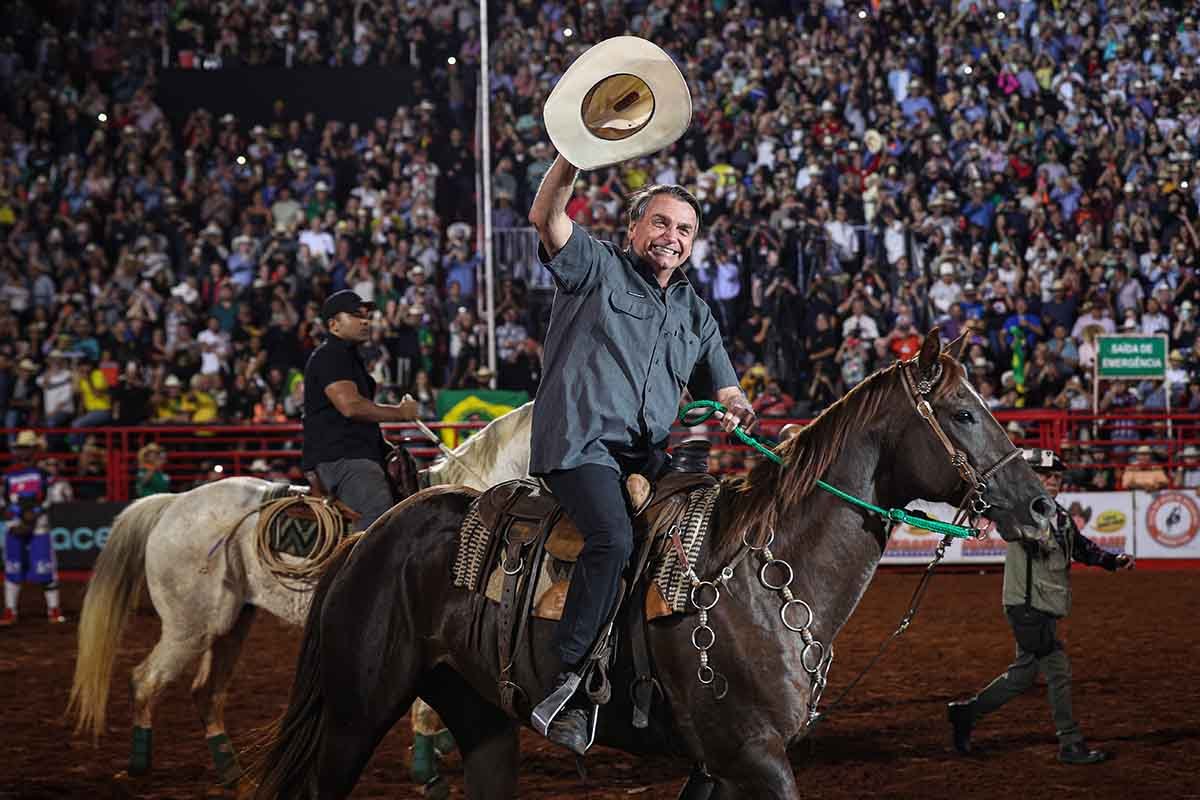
[948, 448, 1135, 764]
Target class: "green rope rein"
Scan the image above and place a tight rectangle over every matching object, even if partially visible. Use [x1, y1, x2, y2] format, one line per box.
[679, 400, 974, 540]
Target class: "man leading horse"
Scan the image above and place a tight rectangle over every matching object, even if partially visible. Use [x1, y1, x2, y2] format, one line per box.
[526, 155, 756, 752]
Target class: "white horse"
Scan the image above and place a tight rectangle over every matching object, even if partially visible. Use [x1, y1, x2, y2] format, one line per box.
[68, 402, 533, 787]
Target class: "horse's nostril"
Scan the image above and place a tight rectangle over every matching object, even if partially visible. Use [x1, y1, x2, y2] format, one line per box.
[1030, 495, 1053, 520]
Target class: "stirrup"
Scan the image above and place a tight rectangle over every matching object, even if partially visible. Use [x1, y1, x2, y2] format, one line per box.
[531, 672, 582, 736]
[586, 703, 600, 751]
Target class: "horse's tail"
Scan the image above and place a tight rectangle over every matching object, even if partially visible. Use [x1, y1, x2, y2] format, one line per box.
[68, 492, 175, 740]
[248, 533, 363, 799]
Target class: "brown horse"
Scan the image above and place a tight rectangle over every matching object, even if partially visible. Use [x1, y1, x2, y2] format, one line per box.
[249, 331, 1053, 799]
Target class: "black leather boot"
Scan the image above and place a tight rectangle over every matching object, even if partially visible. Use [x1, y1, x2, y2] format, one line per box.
[533, 672, 590, 756]
[1058, 741, 1108, 765]
[547, 707, 590, 756]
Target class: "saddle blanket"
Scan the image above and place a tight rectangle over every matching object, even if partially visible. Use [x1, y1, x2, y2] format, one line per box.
[452, 484, 719, 621]
[259, 483, 351, 558]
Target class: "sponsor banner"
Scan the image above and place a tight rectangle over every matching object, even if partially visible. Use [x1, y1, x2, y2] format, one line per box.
[881, 493, 1134, 565]
[1058, 491, 1134, 556]
[881, 500, 1008, 564]
[47, 502, 126, 571]
[1134, 491, 1200, 558]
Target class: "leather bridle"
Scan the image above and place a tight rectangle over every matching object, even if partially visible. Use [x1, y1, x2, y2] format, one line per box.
[899, 357, 1023, 532]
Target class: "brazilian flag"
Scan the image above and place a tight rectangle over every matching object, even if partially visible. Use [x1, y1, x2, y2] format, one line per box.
[1009, 325, 1026, 406]
[436, 389, 530, 447]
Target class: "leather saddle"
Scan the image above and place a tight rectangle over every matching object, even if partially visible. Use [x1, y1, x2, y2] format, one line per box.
[461, 439, 718, 724]
[474, 447, 718, 623]
[298, 471, 362, 524]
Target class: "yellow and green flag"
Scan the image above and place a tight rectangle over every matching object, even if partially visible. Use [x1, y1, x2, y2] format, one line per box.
[436, 389, 530, 447]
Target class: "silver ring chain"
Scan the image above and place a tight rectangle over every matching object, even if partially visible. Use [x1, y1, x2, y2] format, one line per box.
[682, 533, 834, 720]
[760, 542, 835, 724]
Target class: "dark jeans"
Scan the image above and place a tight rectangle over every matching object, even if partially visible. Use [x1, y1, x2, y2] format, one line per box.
[543, 446, 665, 668]
[543, 463, 633, 667]
[315, 458, 394, 532]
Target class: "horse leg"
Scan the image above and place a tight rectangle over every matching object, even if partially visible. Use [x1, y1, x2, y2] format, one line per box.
[419, 667, 519, 800]
[676, 764, 717, 800]
[191, 605, 256, 787]
[706, 738, 799, 800]
[313, 631, 423, 799]
[128, 633, 208, 776]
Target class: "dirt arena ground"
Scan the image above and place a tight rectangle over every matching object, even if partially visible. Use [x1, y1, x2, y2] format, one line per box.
[1, 569, 1196, 799]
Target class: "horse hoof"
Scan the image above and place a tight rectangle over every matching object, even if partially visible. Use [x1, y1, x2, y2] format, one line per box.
[421, 776, 450, 800]
[108, 771, 138, 798]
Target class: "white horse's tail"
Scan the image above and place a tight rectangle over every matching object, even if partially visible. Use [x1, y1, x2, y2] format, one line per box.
[68, 493, 175, 740]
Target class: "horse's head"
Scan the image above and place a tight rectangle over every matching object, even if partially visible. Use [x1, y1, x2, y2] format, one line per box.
[892, 329, 1053, 541]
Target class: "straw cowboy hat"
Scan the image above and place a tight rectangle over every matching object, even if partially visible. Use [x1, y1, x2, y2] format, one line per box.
[543, 36, 691, 170]
[863, 129, 885, 154]
[15, 430, 42, 448]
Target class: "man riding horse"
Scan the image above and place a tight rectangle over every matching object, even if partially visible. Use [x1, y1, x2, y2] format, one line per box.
[526, 156, 756, 752]
[302, 289, 419, 531]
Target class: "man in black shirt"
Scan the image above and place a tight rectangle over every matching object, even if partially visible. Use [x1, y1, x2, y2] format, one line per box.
[302, 290, 418, 531]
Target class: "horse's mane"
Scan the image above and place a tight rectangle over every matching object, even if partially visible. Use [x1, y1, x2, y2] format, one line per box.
[715, 354, 963, 565]
[426, 401, 533, 489]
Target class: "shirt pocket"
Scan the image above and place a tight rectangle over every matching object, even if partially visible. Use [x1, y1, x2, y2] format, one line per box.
[608, 289, 653, 319]
[601, 289, 655, 343]
[667, 324, 702, 387]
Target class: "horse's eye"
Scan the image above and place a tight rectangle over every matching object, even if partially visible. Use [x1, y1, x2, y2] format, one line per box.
[954, 409, 975, 424]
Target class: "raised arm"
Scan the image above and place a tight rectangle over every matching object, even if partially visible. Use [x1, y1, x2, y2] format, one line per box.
[528, 154, 579, 259]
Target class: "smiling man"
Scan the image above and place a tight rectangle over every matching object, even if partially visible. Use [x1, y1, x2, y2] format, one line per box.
[526, 152, 755, 754]
[302, 289, 418, 531]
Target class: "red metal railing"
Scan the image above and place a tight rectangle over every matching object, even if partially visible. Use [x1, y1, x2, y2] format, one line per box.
[2, 410, 1198, 501]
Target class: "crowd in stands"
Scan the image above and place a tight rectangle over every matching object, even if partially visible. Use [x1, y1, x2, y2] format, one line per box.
[2, 0, 1200, 490]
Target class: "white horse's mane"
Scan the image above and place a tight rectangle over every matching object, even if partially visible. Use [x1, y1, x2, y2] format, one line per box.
[424, 401, 533, 490]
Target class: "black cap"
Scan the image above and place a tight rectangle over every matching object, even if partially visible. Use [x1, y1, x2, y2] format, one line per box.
[321, 290, 373, 321]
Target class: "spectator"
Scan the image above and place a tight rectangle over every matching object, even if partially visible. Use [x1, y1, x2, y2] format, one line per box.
[841, 297, 880, 341]
[1173, 445, 1200, 490]
[71, 358, 113, 441]
[135, 443, 171, 497]
[751, 380, 795, 437]
[0, 0, 1198, 498]
[496, 307, 528, 363]
[1120, 446, 1170, 491]
[5, 360, 40, 439]
[37, 351, 75, 430]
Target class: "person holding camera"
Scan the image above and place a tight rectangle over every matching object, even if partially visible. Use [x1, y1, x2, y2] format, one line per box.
[948, 449, 1134, 764]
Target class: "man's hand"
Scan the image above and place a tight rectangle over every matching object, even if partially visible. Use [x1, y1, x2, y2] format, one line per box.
[715, 387, 757, 434]
[1114, 553, 1135, 571]
[396, 393, 420, 421]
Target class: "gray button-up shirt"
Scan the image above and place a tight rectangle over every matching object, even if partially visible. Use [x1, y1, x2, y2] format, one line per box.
[531, 222, 739, 475]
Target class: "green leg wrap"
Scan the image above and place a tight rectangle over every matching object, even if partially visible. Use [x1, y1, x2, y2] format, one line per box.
[130, 726, 153, 776]
[410, 733, 439, 786]
[206, 733, 243, 786]
[432, 729, 457, 757]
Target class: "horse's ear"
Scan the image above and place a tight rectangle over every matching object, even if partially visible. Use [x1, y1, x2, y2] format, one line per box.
[944, 330, 969, 362]
[917, 327, 942, 379]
